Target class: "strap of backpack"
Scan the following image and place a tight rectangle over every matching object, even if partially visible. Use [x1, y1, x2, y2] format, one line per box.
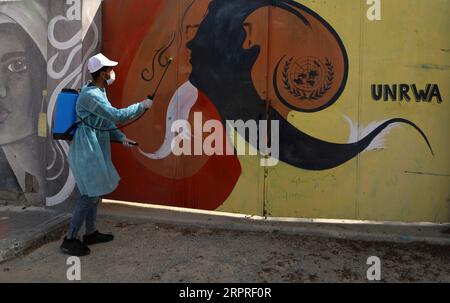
[62, 121, 81, 138]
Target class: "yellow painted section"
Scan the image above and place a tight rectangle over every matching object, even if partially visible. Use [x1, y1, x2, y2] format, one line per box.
[217, 128, 265, 215]
[357, 0, 449, 222]
[219, 0, 450, 222]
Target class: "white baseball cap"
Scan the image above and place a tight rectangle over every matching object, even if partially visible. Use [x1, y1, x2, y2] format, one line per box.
[87, 53, 118, 74]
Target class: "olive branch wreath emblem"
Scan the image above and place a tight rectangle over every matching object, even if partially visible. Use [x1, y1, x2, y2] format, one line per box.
[282, 57, 334, 101]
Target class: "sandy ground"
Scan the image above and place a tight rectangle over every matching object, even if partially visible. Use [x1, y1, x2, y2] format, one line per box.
[0, 216, 449, 283]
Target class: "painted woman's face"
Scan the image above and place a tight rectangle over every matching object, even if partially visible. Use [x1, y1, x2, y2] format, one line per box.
[0, 27, 34, 145]
[186, 2, 260, 90]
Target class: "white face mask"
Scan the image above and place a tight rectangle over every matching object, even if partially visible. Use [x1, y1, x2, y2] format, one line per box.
[106, 70, 116, 86]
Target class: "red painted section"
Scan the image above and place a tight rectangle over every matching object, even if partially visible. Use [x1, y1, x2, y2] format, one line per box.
[102, 0, 164, 102]
[103, 1, 242, 210]
[108, 91, 241, 210]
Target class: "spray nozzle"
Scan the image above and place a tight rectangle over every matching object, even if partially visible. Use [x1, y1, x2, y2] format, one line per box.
[147, 56, 174, 100]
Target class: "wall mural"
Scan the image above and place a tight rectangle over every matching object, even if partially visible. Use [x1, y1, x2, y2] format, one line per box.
[103, 0, 440, 216]
[0, 0, 446, 222]
[0, 0, 102, 206]
[183, 0, 433, 171]
[0, 0, 48, 204]
[45, 0, 102, 207]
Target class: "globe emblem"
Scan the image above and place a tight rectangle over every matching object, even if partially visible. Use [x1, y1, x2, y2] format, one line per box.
[289, 56, 325, 93]
[278, 56, 336, 111]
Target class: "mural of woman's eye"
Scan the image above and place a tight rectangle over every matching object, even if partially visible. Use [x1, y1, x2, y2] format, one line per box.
[7, 57, 27, 73]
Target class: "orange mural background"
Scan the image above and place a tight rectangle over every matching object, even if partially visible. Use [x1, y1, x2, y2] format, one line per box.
[102, 0, 349, 210]
[103, 0, 241, 210]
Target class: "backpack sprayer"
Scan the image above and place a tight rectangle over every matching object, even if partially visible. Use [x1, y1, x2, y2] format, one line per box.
[52, 58, 173, 146]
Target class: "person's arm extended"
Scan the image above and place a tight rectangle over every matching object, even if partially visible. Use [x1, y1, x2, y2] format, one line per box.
[109, 126, 126, 142]
[92, 98, 146, 125]
[78, 93, 153, 140]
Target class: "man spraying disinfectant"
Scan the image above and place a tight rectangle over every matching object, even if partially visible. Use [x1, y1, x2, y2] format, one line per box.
[60, 53, 153, 256]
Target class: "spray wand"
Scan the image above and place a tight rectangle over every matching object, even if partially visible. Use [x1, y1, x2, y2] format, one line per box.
[110, 57, 174, 146]
[148, 57, 173, 100]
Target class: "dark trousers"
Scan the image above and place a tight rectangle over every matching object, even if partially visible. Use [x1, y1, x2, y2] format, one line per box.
[68, 195, 100, 239]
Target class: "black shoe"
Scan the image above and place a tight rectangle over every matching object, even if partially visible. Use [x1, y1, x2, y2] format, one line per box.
[60, 237, 90, 256]
[83, 230, 114, 246]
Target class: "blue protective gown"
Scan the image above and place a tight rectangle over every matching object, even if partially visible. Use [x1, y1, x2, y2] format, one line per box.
[68, 83, 145, 198]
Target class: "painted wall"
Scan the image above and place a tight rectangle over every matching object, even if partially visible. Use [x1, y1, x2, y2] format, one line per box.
[102, 0, 449, 223]
[0, 0, 447, 223]
[0, 0, 102, 207]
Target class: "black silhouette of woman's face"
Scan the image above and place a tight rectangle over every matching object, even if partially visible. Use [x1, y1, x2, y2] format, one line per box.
[183, 0, 426, 173]
[187, 0, 263, 89]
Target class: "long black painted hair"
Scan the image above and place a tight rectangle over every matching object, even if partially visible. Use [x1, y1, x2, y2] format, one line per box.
[186, 0, 433, 170]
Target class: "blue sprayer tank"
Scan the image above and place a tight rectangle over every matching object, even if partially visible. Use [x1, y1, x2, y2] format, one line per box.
[52, 88, 79, 140]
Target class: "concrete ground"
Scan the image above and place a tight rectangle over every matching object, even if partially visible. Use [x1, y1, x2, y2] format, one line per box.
[0, 208, 449, 283]
[0, 206, 70, 263]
